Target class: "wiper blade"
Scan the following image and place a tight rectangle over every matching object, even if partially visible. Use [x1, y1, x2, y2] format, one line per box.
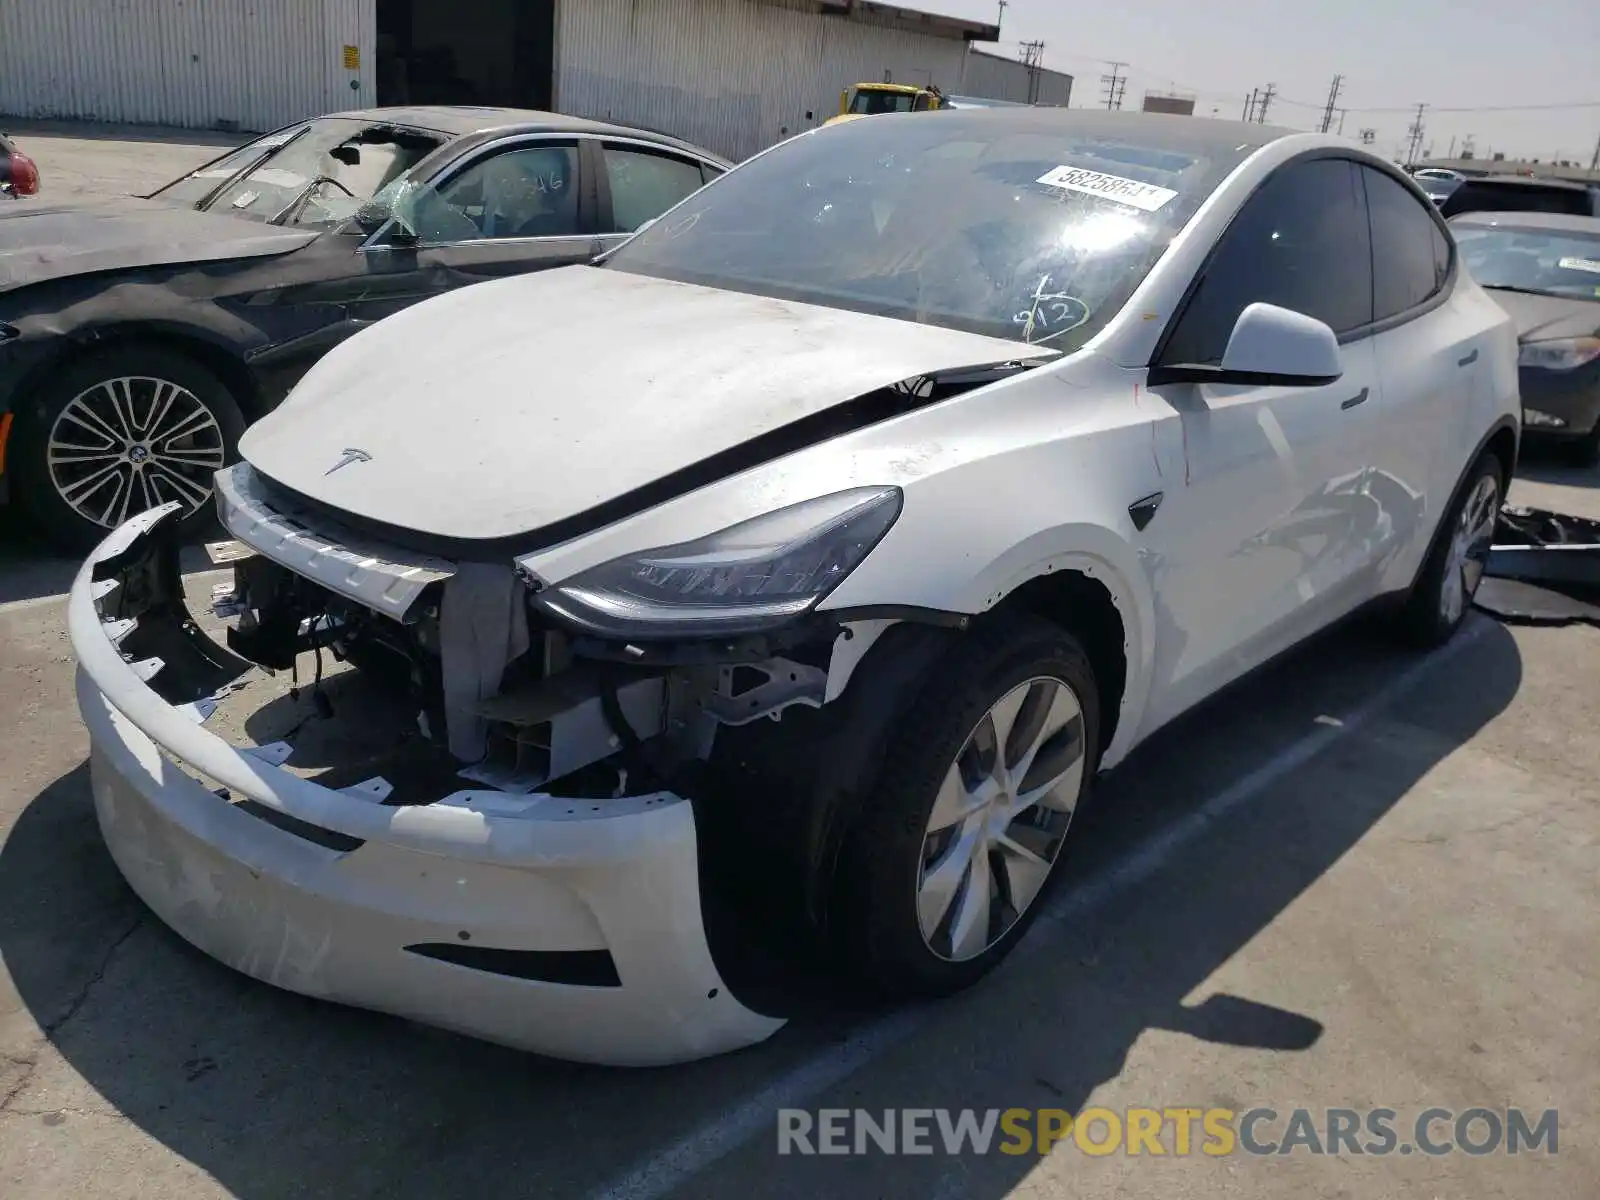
[196, 124, 312, 213]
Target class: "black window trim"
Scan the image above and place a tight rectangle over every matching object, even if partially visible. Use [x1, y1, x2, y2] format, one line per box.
[593, 135, 728, 236]
[1151, 147, 1459, 370]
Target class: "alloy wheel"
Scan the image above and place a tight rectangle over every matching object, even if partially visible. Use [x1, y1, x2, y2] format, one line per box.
[1439, 471, 1500, 626]
[917, 676, 1087, 962]
[46, 376, 226, 529]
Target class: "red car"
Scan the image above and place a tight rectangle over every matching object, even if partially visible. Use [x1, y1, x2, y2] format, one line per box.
[0, 132, 40, 198]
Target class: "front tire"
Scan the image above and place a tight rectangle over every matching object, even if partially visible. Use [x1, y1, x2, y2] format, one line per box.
[12, 346, 243, 553]
[1397, 451, 1504, 648]
[833, 615, 1100, 999]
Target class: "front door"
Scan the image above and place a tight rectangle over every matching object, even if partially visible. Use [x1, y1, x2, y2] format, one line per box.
[1139, 155, 1383, 729]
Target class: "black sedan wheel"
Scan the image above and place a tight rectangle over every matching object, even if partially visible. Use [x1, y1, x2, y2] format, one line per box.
[14, 347, 244, 552]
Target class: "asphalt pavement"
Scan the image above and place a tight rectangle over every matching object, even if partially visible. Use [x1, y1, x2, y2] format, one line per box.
[0, 127, 1596, 1200]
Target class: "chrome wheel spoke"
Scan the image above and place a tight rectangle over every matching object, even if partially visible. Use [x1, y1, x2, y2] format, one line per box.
[926, 766, 994, 834]
[918, 817, 983, 938]
[156, 443, 226, 467]
[142, 380, 183, 441]
[945, 845, 993, 961]
[916, 675, 1086, 963]
[153, 406, 216, 449]
[993, 833, 1053, 916]
[57, 399, 127, 451]
[147, 461, 212, 510]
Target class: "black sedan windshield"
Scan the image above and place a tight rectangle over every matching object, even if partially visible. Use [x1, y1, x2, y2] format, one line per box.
[602, 113, 1252, 348]
[151, 118, 440, 228]
[1457, 225, 1600, 301]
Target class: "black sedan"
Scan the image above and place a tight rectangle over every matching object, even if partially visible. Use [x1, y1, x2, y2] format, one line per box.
[1453, 210, 1600, 463]
[0, 107, 729, 549]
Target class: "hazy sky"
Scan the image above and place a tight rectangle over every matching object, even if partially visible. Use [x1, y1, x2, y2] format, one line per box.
[921, 0, 1598, 164]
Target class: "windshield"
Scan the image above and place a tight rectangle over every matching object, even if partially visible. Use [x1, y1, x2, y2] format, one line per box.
[1456, 225, 1600, 300]
[850, 89, 919, 116]
[150, 118, 442, 227]
[602, 117, 1247, 349]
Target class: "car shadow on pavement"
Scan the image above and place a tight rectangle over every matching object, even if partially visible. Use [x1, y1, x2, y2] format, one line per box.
[1513, 455, 1600, 491]
[0, 619, 1523, 1199]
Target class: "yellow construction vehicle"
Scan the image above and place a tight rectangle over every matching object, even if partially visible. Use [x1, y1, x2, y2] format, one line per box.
[824, 82, 944, 127]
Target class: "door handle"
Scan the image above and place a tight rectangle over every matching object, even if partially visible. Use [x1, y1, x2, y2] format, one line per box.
[1340, 387, 1370, 411]
[1458, 348, 1479, 367]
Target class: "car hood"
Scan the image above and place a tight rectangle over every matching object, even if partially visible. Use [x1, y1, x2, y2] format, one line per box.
[1484, 287, 1600, 343]
[0, 196, 318, 294]
[240, 264, 1050, 547]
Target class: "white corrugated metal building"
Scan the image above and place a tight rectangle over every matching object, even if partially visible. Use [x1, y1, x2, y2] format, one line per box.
[959, 47, 1072, 108]
[0, 0, 1017, 161]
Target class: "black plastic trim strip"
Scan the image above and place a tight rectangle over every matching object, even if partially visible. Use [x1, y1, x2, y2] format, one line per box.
[403, 943, 622, 987]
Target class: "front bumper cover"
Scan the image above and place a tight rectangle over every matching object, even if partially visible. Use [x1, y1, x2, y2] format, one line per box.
[67, 505, 783, 1066]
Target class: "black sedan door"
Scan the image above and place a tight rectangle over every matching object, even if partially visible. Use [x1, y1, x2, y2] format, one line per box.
[339, 135, 602, 327]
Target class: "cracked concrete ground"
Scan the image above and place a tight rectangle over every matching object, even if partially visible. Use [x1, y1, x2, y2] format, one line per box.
[0, 129, 1598, 1199]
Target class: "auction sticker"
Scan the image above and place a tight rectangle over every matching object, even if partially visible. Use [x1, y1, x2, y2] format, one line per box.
[1558, 256, 1600, 274]
[1036, 165, 1178, 212]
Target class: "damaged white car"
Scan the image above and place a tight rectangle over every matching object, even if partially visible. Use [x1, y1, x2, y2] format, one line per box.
[69, 109, 1520, 1066]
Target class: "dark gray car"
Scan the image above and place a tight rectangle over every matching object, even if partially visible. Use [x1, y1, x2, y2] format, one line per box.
[0, 106, 729, 550]
[1452, 210, 1600, 462]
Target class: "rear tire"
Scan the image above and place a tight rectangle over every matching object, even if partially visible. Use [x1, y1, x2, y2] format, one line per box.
[12, 346, 243, 554]
[831, 615, 1100, 999]
[1396, 451, 1504, 648]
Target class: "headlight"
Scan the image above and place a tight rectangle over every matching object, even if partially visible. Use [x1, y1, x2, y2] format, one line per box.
[537, 487, 903, 639]
[1519, 336, 1600, 371]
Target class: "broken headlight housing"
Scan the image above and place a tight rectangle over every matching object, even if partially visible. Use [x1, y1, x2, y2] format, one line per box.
[536, 487, 903, 639]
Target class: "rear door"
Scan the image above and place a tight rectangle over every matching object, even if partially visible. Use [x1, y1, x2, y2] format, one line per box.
[593, 140, 723, 256]
[1140, 156, 1382, 726]
[1361, 164, 1502, 587]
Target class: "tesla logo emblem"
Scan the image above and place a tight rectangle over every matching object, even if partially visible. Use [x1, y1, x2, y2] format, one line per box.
[325, 448, 372, 475]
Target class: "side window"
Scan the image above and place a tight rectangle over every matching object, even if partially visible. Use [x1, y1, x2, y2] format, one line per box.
[1363, 166, 1448, 320]
[1160, 158, 1373, 366]
[603, 146, 707, 233]
[700, 163, 726, 184]
[408, 142, 579, 243]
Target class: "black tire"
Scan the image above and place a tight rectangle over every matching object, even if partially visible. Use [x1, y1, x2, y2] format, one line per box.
[1395, 450, 1505, 648]
[831, 614, 1101, 999]
[11, 346, 244, 554]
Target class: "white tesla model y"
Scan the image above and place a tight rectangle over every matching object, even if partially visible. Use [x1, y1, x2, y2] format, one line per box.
[69, 109, 1519, 1066]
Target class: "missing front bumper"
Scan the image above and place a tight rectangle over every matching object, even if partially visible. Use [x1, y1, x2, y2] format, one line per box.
[67, 505, 784, 1066]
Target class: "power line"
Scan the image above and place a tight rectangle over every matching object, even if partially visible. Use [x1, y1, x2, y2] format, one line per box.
[1319, 74, 1344, 134]
[1100, 61, 1127, 111]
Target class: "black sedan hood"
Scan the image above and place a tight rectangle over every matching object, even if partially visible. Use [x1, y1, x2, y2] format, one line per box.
[1484, 286, 1600, 342]
[0, 196, 319, 294]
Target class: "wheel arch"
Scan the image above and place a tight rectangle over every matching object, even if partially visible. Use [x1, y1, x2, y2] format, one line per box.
[10, 323, 265, 425]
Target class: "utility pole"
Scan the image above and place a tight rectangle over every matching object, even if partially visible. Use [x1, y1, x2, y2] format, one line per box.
[996, 0, 1007, 31]
[1318, 74, 1343, 134]
[1590, 130, 1600, 171]
[1405, 103, 1427, 166]
[1337, 109, 1347, 135]
[1256, 82, 1277, 124]
[1100, 61, 1127, 111]
[1446, 134, 1457, 159]
[1242, 88, 1258, 121]
[1018, 40, 1046, 104]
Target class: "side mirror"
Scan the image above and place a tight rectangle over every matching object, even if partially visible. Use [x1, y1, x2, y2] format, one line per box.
[1148, 302, 1342, 388]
